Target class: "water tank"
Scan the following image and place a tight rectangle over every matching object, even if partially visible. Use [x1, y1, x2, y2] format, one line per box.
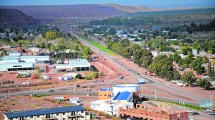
[113, 84, 138, 96]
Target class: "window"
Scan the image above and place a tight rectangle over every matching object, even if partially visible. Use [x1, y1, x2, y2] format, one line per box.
[13, 65, 22, 67]
[37, 115, 40, 118]
[63, 113, 65, 115]
[56, 113, 59, 115]
[63, 118, 65, 120]
[30, 116, 33, 118]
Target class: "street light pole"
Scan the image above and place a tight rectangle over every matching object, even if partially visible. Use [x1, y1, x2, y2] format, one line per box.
[210, 95, 213, 110]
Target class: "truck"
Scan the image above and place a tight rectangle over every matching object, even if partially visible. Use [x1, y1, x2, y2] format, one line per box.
[69, 97, 82, 105]
[138, 79, 145, 84]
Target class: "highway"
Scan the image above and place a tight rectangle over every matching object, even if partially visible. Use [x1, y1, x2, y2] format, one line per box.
[67, 29, 207, 104]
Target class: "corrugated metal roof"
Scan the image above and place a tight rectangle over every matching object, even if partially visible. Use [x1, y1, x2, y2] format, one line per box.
[0, 62, 34, 71]
[1, 56, 20, 60]
[5, 105, 84, 118]
[56, 59, 90, 69]
[114, 91, 131, 100]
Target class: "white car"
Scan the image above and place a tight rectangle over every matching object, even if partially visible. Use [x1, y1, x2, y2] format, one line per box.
[171, 80, 179, 84]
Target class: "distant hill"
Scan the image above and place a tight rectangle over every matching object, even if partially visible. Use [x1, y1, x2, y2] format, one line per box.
[1, 4, 126, 20]
[101, 4, 150, 13]
[0, 9, 40, 28]
[0, 4, 207, 22]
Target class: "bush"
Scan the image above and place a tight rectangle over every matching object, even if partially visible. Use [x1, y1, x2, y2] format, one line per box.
[76, 74, 82, 79]
[85, 76, 92, 80]
[100, 72, 104, 76]
[86, 71, 99, 80]
[34, 69, 41, 79]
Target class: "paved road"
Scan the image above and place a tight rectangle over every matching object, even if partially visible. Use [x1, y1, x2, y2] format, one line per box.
[67, 29, 207, 104]
[0, 28, 207, 106]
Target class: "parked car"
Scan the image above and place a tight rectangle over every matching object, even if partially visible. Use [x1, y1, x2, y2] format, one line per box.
[171, 80, 179, 84]
[191, 112, 199, 115]
[94, 80, 98, 83]
[204, 109, 213, 113]
[119, 75, 124, 79]
[49, 90, 55, 92]
[210, 112, 215, 115]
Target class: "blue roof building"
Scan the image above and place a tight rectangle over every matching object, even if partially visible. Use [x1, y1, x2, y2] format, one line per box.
[4, 105, 90, 120]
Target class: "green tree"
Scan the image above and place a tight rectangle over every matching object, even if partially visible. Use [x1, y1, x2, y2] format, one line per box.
[148, 55, 173, 78]
[181, 71, 196, 85]
[34, 66, 41, 79]
[198, 79, 212, 90]
[189, 57, 205, 74]
[45, 31, 57, 40]
[181, 46, 192, 55]
[170, 53, 181, 63]
[141, 49, 153, 68]
[82, 46, 92, 59]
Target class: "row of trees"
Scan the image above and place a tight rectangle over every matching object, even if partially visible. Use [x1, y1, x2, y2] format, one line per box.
[105, 38, 213, 89]
[180, 71, 212, 89]
[148, 55, 180, 80]
[170, 53, 206, 74]
[106, 39, 182, 81]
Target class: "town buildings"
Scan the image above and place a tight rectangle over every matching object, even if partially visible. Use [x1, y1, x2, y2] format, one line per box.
[4, 105, 90, 120]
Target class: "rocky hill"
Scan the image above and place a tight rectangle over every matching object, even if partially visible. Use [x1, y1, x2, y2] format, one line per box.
[101, 4, 150, 13]
[0, 9, 40, 28]
[2, 4, 125, 20]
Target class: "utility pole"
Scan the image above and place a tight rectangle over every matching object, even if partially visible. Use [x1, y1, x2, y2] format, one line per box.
[74, 83, 76, 94]
[154, 89, 157, 100]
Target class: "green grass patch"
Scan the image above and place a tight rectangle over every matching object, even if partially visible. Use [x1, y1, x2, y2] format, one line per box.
[149, 99, 205, 111]
[32, 94, 47, 97]
[78, 34, 115, 56]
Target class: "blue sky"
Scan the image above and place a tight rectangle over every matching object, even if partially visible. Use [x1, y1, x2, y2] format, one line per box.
[0, 0, 215, 8]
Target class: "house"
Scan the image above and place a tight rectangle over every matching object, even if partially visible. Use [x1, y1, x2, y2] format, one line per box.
[4, 105, 90, 120]
[98, 88, 112, 100]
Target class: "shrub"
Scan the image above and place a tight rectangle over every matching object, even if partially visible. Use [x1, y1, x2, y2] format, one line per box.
[86, 71, 99, 80]
[100, 72, 104, 76]
[76, 74, 82, 79]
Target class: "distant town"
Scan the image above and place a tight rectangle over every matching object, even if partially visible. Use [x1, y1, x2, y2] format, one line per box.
[0, 3, 215, 120]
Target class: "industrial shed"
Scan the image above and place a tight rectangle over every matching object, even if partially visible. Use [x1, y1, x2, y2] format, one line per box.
[56, 59, 91, 71]
[0, 56, 20, 64]
[0, 62, 34, 71]
[20, 56, 50, 63]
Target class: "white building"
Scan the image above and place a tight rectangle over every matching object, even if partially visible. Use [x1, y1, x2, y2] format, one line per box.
[90, 100, 133, 116]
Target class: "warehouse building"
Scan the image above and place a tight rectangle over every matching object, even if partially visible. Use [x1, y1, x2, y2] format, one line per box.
[20, 56, 50, 63]
[0, 53, 50, 71]
[0, 56, 20, 64]
[56, 59, 91, 71]
[0, 62, 34, 71]
[4, 105, 90, 120]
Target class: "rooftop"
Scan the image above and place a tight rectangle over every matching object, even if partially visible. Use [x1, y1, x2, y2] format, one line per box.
[5, 105, 84, 118]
